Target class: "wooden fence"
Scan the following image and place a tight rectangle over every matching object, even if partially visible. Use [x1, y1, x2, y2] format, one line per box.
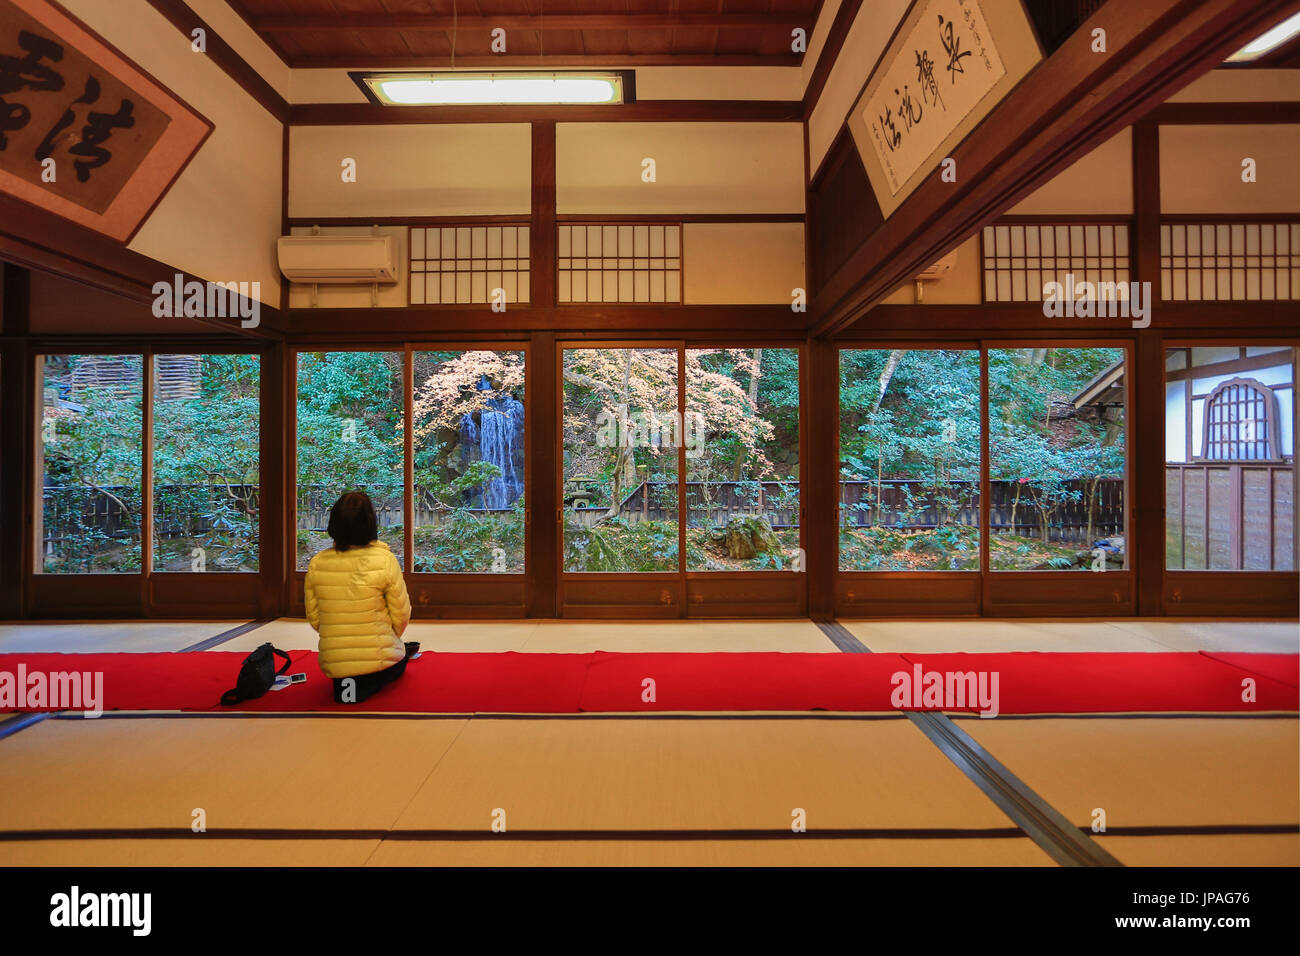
[42, 483, 260, 554]
[840, 479, 1124, 544]
[1166, 463, 1295, 570]
[44, 474, 1139, 551]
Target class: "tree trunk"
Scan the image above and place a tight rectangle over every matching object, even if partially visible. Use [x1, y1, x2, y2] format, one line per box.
[731, 349, 762, 480]
[868, 349, 906, 417]
[603, 352, 636, 520]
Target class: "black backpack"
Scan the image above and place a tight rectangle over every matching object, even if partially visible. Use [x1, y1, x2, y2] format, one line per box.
[220, 643, 292, 706]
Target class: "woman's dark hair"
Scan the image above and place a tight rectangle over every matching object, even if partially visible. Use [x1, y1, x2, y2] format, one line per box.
[327, 491, 378, 551]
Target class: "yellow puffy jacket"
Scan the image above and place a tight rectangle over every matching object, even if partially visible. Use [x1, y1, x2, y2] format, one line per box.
[304, 541, 411, 679]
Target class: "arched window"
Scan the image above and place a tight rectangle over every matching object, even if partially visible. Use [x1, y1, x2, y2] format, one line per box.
[1200, 377, 1281, 461]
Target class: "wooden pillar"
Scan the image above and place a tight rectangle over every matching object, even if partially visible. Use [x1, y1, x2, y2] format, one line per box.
[140, 346, 155, 615]
[526, 331, 558, 617]
[1132, 120, 1164, 615]
[0, 264, 32, 619]
[526, 120, 559, 617]
[259, 339, 288, 618]
[531, 121, 557, 311]
[805, 335, 838, 620]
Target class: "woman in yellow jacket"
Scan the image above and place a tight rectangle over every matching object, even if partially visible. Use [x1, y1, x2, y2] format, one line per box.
[305, 491, 415, 704]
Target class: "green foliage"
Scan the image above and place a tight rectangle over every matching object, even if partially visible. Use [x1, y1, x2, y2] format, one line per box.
[564, 517, 680, 572]
[413, 507, 524, 572]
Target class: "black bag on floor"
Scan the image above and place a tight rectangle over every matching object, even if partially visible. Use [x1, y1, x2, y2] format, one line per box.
[220, 643, 292, 706]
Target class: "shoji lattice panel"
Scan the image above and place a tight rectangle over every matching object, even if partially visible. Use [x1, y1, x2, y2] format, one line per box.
[1160, 222, 1300, 301]
[409, 224, 530, 305]
[558, 223, 682, 304]
[981, 223, 1131, 302]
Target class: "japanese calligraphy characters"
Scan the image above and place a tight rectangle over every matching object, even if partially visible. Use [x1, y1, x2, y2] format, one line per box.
[0, 0, 170, 214]
[849, 0, 1040, 217]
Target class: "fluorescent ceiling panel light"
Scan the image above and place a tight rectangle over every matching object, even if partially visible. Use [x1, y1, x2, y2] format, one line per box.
[363, 73, 623, 106]
[1225, 10, 1300, 61]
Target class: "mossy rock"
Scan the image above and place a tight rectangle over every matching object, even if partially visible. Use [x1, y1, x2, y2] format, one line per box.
[724, 515, 781, 560]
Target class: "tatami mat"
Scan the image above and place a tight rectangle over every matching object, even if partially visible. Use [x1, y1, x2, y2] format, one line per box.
[522, 619, 835, 652]
[842, 620, 1165, 653]
[0, 717, 467, 830]
[0, 834, 1055, 867]
[1096, 833, 1300, 867]
[388, 717, 1012, 832]
[221, 619, 541, 653]
[841, 618, 1298, 653]
[3, 618, 1293, 655]
[227, 618, 836, 654]
[0, 839, 382, 867]
[1105, 620, 1299, 654]
[0, 621, 243, 653]
[365, 836, 1054, 866]
[960, 717, 1299, 829]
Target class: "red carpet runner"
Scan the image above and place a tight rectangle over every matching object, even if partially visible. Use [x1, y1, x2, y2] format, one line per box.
[1, 650, 1296, 714]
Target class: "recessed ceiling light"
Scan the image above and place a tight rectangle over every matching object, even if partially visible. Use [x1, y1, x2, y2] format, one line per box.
[357, 72, 625, 106]
[1225, 10, 1300, 62]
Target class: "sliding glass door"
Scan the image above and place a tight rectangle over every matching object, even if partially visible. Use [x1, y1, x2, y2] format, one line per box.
[561, 346, 680, 573]
[836, 343, 1132, 615]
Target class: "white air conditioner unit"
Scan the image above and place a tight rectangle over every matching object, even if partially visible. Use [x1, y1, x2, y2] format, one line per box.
[915, 249, 959, 281]
[277, 235, 398, 284]
[910, 249, 960, 303]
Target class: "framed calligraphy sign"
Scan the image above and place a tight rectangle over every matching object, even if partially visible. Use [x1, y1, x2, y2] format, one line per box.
[848, 0, 1042, 218]
[0, 0, 212, 242]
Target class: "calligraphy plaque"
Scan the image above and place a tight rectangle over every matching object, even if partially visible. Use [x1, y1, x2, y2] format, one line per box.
[0, 0, 211, 241]
[848, 0, 1042, 218]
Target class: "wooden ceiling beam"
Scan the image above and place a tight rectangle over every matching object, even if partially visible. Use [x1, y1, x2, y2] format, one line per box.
[251, 14, 809, 33]
[810, 0, 1300, 337]
[289, 100, 802, 125]
[284, 54, 801, 69]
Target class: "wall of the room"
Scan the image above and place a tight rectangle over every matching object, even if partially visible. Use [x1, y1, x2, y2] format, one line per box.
[288, 124, 533, 217]
[862, 68, 1300, 306]
[58, 0, 285, 309]
[282, 120, 807, 308]
[1161, 124, 1300, 213]
[556, 122, 803, 214]
[806, 0, 911, 178]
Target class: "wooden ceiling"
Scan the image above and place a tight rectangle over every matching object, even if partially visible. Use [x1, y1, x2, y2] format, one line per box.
[226, 1, 823, 68]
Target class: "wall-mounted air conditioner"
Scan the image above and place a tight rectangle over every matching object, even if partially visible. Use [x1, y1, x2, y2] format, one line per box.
[277, 235, 398, 284]
[915, 249, 959, 282]
[911, 249, 960, 302]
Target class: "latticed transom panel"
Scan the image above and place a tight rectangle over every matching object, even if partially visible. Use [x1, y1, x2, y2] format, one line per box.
[558, 223, 682, 304]
[409, 224, 531, 306]
[982, 223, 1131, 302]
[1161, 222, 1300, 301]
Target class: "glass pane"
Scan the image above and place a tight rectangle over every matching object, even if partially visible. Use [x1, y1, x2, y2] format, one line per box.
[685, 348, 800, 571]
[563, 347, 679, 572]
[153, 354, 260, 572]
[39, 354, 142, 573]
[839, 349, 981, 570]
[1165, 345, 1295, 571]
[296, 351, 404, 570]
[412, 350, 525, 572]
[989, 347, 1127, 571]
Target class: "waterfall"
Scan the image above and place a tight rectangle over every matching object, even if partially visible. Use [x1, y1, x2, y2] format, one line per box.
[457, 376, 524, 509]
[478, 396, 523, 508]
